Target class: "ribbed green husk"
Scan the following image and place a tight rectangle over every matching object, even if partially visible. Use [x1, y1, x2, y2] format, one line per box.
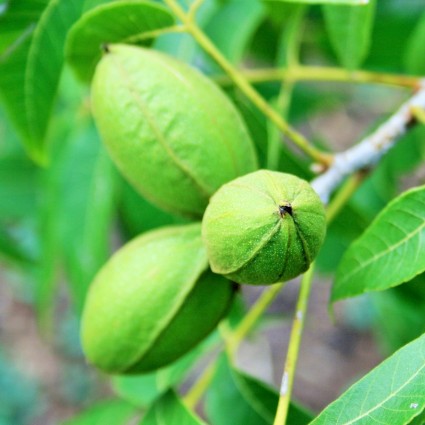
[202, 170, 326, 285]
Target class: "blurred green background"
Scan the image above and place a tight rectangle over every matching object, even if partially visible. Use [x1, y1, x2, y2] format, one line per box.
[1, 0, 425, 423]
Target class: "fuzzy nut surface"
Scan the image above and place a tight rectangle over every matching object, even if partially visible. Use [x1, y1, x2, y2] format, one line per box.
[81, 223, 234, 374]
[91, 44, 258, 218]
[202, 170, 326, 285]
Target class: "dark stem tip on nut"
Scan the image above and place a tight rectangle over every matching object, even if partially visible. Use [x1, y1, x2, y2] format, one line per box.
[101, 43, 110, 54]
[279, 203, 293, 217]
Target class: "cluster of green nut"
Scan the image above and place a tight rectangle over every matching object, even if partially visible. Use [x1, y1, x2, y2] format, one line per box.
[82, 44, 326, 374]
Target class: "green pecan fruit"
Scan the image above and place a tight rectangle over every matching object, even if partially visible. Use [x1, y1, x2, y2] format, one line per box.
[81, 223, 234, 374]
[202, 170, 326, 285]
[91, 44, 258, 218]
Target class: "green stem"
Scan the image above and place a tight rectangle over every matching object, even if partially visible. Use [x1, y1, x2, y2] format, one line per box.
[326, 171, 367, 223]
[215, 66, 421, 89]
[183, 360, 218, 409]
[164, 0, 331, 166]
[273, 264, 315, 425]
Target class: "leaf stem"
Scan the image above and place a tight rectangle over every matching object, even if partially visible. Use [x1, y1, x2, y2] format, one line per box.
[183, 359, 218, 409]
[164, 0, 331, 166]
[273, 264, 315, 425]
[325, 171, 367, 223]
[214, 66, 422, 89]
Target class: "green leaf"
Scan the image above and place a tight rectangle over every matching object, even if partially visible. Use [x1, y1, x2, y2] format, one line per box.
[310, 333, 425, 425]
[263, 0, 369, 4]
[333, 185, 425, 302]
[206, 355, 312, 425]
[62, 399, 136, 425]
[409, 411, 425, 425]
[24, 0, 85, 158]
[65, 1, 175, 82]
[404, 11, 425, 75]
[0, 0, 85, 162]
[322, 0, 376, 70]
[140, 390, 206, 425]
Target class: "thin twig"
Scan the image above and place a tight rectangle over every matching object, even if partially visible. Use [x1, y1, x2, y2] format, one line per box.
[311, 81, 425, 203]
[273, 265, 315, 425]
[184, 360, 218, 408]
[213, 66, 422, 89]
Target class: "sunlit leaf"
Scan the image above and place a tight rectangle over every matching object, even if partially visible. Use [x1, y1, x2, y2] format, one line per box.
[310, 333, 425, 425]
[333, 186, 425, 302]
[0, 0, 85, 162]
[24, 0, 85, 158]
